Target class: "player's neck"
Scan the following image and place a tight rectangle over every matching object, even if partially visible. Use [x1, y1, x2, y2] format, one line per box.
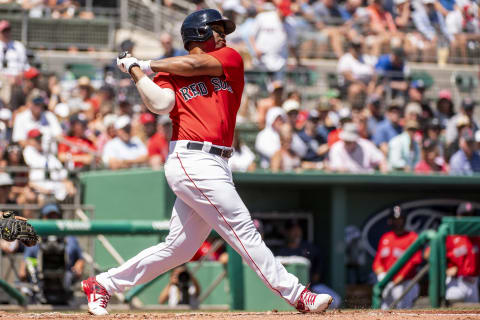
[189, 47, 206, 55]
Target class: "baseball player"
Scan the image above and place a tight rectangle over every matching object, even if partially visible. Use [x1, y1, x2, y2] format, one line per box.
[373, 206, 422, 309]
[445, 202, 479, 303]
[81, 9, 332, 315]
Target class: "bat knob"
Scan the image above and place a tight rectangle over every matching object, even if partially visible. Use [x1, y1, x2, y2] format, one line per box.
[118, 51, 128, 59]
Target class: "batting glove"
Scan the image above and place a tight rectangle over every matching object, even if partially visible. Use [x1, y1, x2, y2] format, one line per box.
[117, 56, 140, 74]
[138, 60, 153, 76]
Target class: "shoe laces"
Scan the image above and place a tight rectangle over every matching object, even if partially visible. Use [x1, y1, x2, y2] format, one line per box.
[93, 282, 111, 308]
[302, 289, 317, 306]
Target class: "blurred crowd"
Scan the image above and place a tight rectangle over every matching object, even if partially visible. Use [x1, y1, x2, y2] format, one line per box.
[0, 0, 95, 19]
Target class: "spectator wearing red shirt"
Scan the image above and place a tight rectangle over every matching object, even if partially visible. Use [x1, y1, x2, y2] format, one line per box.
[142, 113, 169, 170]
[373, 206, 422, 309]
[445, 202, 479, 303]
[414, 139, 448, 174]
[327, 108, 352, 147]
[58, 114, 96, 169]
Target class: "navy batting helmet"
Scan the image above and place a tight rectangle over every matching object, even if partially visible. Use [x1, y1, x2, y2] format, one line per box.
[181, 9, 235, 50]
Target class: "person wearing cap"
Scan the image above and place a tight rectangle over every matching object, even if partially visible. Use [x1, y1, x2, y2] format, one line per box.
[327, 107, 352, 148]
[142, 113, 169, 169]
[329, 122, 387, 173]
[388, 119, 421, 172]
[58, 113, 96, 169]
[373, 104, 403, 155]
[407, 80, 428, 104]
[446, 98, 478, 146]
[102, 115, 148, 170]
[0, 20, 29, 78]
[9, 66, 41, 111]
[435, 90, 454, 128]
[249, 1, 299, 80]
[366, 94, 385, 137]
[12, 90, 62, 150]
[23, 128, 76, 202]
[374, 47, 409, 96]
[19, 203, 85, 301]
[414, 138, 448, 173]
[373, 206, 422, 309]
[297, 109, 329, 165]
[255, 107, 288, 169]
[443, 202, 479, 303]
[337, 40, 376, 104]
[449, 128, 480, 175]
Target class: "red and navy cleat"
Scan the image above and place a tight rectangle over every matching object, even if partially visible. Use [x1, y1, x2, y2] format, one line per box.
[296, 287, 333, 313]
[82, 277, 111, 315]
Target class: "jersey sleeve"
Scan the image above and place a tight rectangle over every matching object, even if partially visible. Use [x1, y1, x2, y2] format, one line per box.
[153, 72, 174, 90]
[372, 234, 386, 272]
[207, 47, 244, 82]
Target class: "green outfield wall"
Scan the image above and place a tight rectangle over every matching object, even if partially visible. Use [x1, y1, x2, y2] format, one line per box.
[80, 169, 480, 308]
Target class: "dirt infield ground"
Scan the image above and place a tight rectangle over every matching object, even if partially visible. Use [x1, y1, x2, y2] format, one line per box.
[0, 310, 480, 320]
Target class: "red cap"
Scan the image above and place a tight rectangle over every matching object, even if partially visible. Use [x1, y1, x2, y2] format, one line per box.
[0, 20, 11, 32]
[27, 128, 42, 139]
[24, 67, 40, 80]
[438, 89, 451, 100]
[140, 113, 155, 124]
[277, 0, 293, 17]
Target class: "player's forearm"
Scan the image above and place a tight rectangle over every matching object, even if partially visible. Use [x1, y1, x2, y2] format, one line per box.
[149, 55, 223, 77]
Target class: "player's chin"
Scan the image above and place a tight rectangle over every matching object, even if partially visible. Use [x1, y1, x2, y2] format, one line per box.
[216, 41, 226, 49]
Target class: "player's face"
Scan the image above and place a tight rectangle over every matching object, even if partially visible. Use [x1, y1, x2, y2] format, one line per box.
[210, 23, 226, 49]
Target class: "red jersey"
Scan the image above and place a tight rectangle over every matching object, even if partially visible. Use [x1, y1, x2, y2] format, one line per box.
[58, 136, 96, 168]
[373, 231, 422, 281]
[446, 235, 477, 277]
[153, 47, 244, 147]
[147, 131, 168, 163]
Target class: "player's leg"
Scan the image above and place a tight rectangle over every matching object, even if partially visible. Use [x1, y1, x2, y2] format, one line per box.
[446, 277, 466, 302]
[167, 152, 332, 312]
[83, 197, 211, 315]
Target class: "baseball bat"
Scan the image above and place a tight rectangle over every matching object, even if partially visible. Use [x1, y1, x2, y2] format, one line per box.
[118, 51, 129, 59]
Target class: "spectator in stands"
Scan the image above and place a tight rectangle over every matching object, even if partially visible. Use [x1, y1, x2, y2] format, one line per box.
[393, 0, 411, 30]
[13, 92, 62, 152]
[366, 95, 385, 138]
[388, 120, 421, 171]
[276, 220, 341, 308]
[142, 113, 168, 170]
[329, 122, 387, 173]
[297, 110, 329, 166]
[255, 107, 286, 169]
[158, 265, 201, 308]
[374, 47, 409, 99]
[256, 81, 284, 130]
[281, 99, 308, 159]
[373, 206, 422, 309]
[271, 124, 301, 172]
[328, 108, 352, 148]
[435, 89, 454, 127]
[446, 115, 471, 161]
[446, 1, 480, 63]
[157, 32, 187, 59]
[58, 113, 96, 170]
[407, 80, 427, 104]
[0, 104, 12, 149]
[229, 131, 256, 172]
[249, 1, 299, 80]
[411, 0, 451, 62]
[19, 203, 85, 300]
[373, 104, 403, 155]
[0, 20, 29, 104]
[368, 0, 400, 57]
[95, 114, 117, 154]
[337, 40, 376, 104]
[446, 98, 478, 145]
[102, 115, 148, 170]
[23, 129, 75, 203]
[10, 67, 41, 110]
[415, 138, 448, 173]
[449, 129, 480, 175]
[312, 0, 348, 58]
[444, 202, 479, 303]
[404, 102, 422, 122]
[424, 118, 446, 156]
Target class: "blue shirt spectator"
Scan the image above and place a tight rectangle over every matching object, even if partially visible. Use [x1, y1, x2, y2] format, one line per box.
[449, 130, 480, 175]
[313, 0, 347, 26]
[375, 49, 407, 81]
[438, 0, 456, 12]
[373, 106, 403, 148]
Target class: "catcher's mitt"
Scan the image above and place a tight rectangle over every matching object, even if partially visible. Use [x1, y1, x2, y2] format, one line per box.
[0, 211, 39, 247]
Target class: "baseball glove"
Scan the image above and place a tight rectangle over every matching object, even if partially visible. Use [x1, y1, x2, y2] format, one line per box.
[0, 211, 39, 247]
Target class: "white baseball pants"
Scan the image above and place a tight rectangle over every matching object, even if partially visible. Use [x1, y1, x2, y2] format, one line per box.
[446, 276, 479, 303]
[381, 280, 419, 309]
[96, 140, 305, 306]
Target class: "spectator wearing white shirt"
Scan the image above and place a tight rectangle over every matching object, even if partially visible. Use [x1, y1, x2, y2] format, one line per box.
[23, 129, 75, 203]
[255, 107, 286, 169]
[0, 20, 29, 104]
[249, 2, 299, 80]
[102, 116, 148, 170]
[337, 40, 376, 104]
[12, 92, 62, 152]
[329, 123, 388, 173]
[229, 132, 256, 172]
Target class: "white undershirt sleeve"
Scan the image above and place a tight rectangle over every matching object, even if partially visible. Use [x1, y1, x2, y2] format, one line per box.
[136, 76, 175, 115]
